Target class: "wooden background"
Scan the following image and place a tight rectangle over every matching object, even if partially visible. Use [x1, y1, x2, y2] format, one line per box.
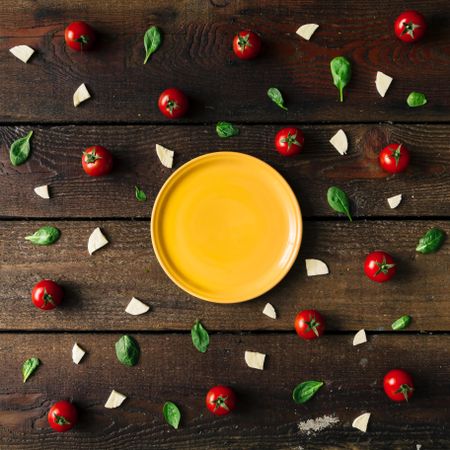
[0, 0, 449, 449]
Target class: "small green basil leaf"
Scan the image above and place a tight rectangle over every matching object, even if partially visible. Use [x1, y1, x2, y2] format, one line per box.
[330, 56, 351, 102]
[407, 91, 427, 108]
[135, 185, 147, 202]
[22, 357, 40, 383]
[216, 122, 239, 138]
[163, 401, 181, 429]
[292, 380, 324, 404]
[327, 186, 352, 221]
[115, 335, 140, 367]
[191, 320, 209, 353]
[391, 315, 412, 331]
[267, 87, 288, 111]
[25, 226, 60, 245]
[10, 131, 33, 166]
[416, 227, 445, 253]
[144, 26, 162, 64]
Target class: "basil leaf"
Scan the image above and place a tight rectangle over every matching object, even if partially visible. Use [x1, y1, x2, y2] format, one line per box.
[25, 226, 60, 245]
[292, 380, 324, 404]
[22, 357, 40, 383]
[330, 56, 351, 102]
[10, 130, 33, 166]
[135, 185, 147, 202]
[216, 122, 239, 138]
[391, 315, 412, 331]
[144, 26, 162, 64]
[407, 91, 427, 108]
[191, 320, 209, 353]
[267, 87, 288, 111]
[163, 401, 181, 429]
[115, 335, 140, 367]
[416, 227, 445, 254]
[327, 186, 352, 221]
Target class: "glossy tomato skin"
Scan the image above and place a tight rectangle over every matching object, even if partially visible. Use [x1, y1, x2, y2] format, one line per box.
[294, 309, 325, 340]
[394, 11, 426, 43]
[275, 127, 304, 156]
[65, 21, 96, 51]
[383, 369, 414, 402]
[158, 88, 189, 119]
[379, 143, 410, 174]
[82, 145, 113, 177]
[364, 251, 396, 283]
[48, 401, 78, 432]
[206, 386, 237, 416]
[31, 279, 63, 311]
[232, 30, 261, 60]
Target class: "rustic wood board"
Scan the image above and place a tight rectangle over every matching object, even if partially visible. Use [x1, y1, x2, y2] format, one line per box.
[0, 1, 450, 123]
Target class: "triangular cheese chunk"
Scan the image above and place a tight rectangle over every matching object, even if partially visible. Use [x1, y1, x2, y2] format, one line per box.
[104, 390, 127, 409]
[34, 185, 50, 199]
[10, 45, 35, 63]
[245, 351, 266, 370]
[296, 24, 319, 41]
[262, 303, 277, 319]
[125, 297, 150, 315]
[352, 412, 371, 432]
[73, 83, 91, 107]
[387, 194, 402, 209]
[353, 329, 367, 346]
[330, 129, 348, 155]
[156, 144, 174, 168]
[72, 343, 86, 364]
[375, 72, 393, 98]
[88, 227, 109, 255]
[305, 259, 329, 276]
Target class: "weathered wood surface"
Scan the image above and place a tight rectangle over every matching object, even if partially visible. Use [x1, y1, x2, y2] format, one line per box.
[1, 220, 447, 331]
[0, 333, 448, 449]
[1, 1, 450, 123]
[1, 124, 449, 219]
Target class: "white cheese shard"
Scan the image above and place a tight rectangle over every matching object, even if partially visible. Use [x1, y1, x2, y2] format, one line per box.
[305, 259, 329, 277]
[88, 227, 109, 255]
[125, 297, 150, 316]
[72, 343, 86, 364]
[296, 24, 319, 41]
[352, 412, 371, 432]
[329, 129, 348, 155]
[262, 303, 277, 319]
[245, 351, 266, 370]
[387, 194, 402, 209]
[375, 71, 393, 98]
[104, 390, 127, 409]
[9, 45, 35, 63]
[353, 329, 367, 346]
[73, 83, 91, 107]
[34, 185, 50, 199]
[156, 144, 174, 168]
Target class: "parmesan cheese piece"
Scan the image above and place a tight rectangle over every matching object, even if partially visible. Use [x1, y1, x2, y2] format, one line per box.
[352, 412, 371, 432]
[156, 144, 174, 168]
[262, 303, 277, 319]
[104, 390, 127, 409]
[73, 83, 91, 107]
[296, 24, 319, 41]
[72, 343, 86, 364]
[9, 45, 35, 63]
[375, 71, 393, 98]
[387, 194, 402, 209]
[125, 297, 150, 316]
[34, 185, 50, 199]
[353, 329, 367, 346]
[305, 259, 329, 277]
[329, 129, 348, 155]
[88, 227, 109, 255]
[245, 351, 266, 370]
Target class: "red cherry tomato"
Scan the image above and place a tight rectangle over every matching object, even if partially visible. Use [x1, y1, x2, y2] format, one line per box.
[158, 88, 189, 119]
[394, 11, 426, 43]
[294, 309, 325, 340]
[81, 145, 113, 177]
[64, 21, 96, 51]
[48, 400, 78, 432]
[383, 369, 414, 402]
[275, 127, 304, 156]
[364, 251, 396, 283]
[31, 279, 63, 311]
[232, 30, 261, 60]
[206, 386, 237, 416]
[379, 143, 410, 174]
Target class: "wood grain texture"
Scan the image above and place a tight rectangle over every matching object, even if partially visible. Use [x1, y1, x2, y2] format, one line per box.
[1, 220, 448, 331]
[0, 333, 448, 449]
[1, 124, 449, 218]
[1, 0, 450, 122]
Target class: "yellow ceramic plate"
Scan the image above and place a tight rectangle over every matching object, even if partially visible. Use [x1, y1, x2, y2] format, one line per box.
[151, 152, 302, 303]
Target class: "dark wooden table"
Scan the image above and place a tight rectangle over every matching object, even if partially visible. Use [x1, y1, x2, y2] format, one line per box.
[0, 1, 449, 449]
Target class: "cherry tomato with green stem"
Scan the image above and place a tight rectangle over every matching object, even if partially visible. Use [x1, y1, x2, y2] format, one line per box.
[158, 88, 189, 119]
[383, 369, 414, 402]
[379, 143, 410, 174]
[232, 30, 261, 60]
[48, 400, 78, 432]
[275, 127, 304, 156]
[82, 145, 113, 177]
[294, 309, 325, 340]
[364, 251, 396, 283]
[206, 386, 237, 416]
[31, 279, 63, 310]
[394, 11, 426, 43]
[65, 21, 96, 51]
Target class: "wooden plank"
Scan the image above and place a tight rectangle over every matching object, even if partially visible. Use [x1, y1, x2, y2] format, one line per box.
[0, 1, 450, 123]
[1, 124, 449, 218]
[1, 220, 448, 331]
[0, 333, 447, 449]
